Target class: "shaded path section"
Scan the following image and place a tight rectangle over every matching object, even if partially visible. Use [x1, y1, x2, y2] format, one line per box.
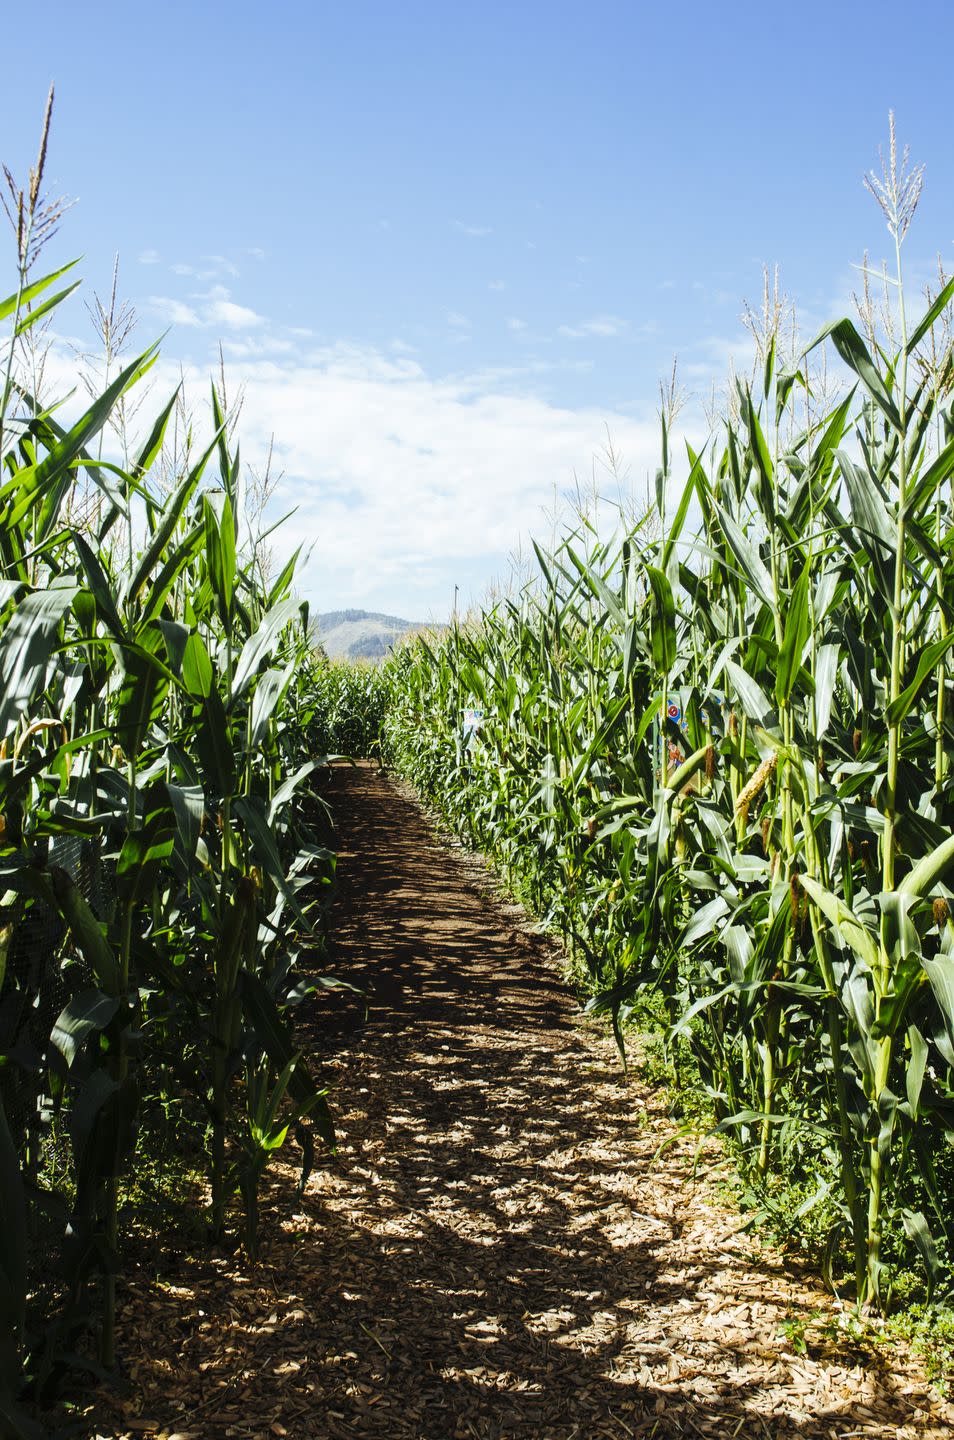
[96, 764, 951, 1439]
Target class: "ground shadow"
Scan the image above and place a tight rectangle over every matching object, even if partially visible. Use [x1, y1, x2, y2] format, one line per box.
[87, 764, 947, 1440]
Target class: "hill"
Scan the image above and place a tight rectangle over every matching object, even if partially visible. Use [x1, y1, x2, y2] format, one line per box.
[314, 609, 428, 661]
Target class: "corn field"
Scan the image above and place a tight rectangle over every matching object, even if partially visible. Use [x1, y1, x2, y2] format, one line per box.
[379, 159, 954, 1314]
[307, 660, 391, 759]
[0, 156, 338, 1432]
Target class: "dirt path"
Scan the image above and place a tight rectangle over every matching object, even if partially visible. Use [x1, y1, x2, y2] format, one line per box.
[96, 763, 952, 1439]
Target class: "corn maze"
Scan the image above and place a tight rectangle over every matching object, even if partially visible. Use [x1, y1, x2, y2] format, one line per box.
[3, 95, 954, 1437]
[380, 234, 954, 1316]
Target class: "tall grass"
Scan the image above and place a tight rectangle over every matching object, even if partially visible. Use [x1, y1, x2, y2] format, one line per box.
[378, 121, 954, 1313]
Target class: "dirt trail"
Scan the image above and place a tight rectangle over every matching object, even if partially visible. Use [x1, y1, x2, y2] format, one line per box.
[96, 763, 952, 1439]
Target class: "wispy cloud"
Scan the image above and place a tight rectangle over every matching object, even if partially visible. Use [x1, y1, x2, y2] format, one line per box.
[488, 279, 506, 291]
[446, 310, 470, 330]
[451, 220, 492, 237]
[147, 296, 202, 326]
[220, 336, 296, 358]
[147, 284, 266, 332]
[507, 317, 528, 332]
[558, 315, 628, 339]
[168, 255, 242, 282]
[138, 248, 161, 265]
[204, 254, 241, 279]
[207, 298, 265, 329]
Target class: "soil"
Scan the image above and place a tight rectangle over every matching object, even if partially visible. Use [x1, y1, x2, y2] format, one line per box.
[88, 762, 954, 1439]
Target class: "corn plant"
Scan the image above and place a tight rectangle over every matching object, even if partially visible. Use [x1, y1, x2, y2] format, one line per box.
[0, 109, 338, 1426]
[373, 122, 954, 1313]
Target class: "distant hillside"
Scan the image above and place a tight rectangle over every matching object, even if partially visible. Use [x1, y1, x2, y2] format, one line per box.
[314, 609, 429, 661]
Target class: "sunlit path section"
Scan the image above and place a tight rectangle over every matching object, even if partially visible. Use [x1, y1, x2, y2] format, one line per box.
[95, 763, 952, 1440]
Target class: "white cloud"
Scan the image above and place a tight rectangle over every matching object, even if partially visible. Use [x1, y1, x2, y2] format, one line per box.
[507, 317, 528, 332]
[207, 298, 266, 329]
[488, 279, 506, 291]
[220, 336, 296, 358]
[147, 296, 202, 327]
[446, 311, 470, 329]
[451, 220, 492, 237]
[171, 262, 194, 276]
[558, 315, 628, 339]
[35, 329, 675, 617]
[147, 285, 266, 332]
[204, 254, 240, 278]
[138, 248, 161, 265]
[136, 340, 663, 614]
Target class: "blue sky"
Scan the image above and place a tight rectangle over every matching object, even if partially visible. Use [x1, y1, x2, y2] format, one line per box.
[4, 0, 954, 618]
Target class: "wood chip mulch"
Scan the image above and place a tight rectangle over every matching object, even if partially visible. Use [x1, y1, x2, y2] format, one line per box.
[84, 762, 954, 1439]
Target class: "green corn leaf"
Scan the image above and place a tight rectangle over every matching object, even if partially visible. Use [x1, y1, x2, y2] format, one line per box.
[133, 386, 181, 477]
[49, 868, 121, 995]
[268, 759, 325, 823]
[51, 990, 120, 1069]
[194, 687, 236, 795]
[899, 834, 954, 898]
[805, 316, 902, 431]
[181, 631, 214, 698]
[886, 633, 954, 726]
[725, 659, 776, 731]
[0, 257, 80, 324]
[116, 799, 176, 904]
[205, 490, 236, 620]
[248, 661, 296, 750]
[798, 874, 879, 971]
[266, 545, 301, 607]
[166, 781, 204, 863]
[127, 434, 218, 603]
[746, 393, 774, 494]
[660, 444, 707, 572]
[901, 1209, 942, 1301]
[712, 500, 776, 607]
[115, 626, 166, 751]
[211, 382, 232, 495]
[906, 274, 954, 356]
[18, 341, 160, 511]
[906, 1025, 929, 1119]
[0, 581, 78, 740]
[646, 565, 676, 672]
[234, 795, 309, 927]
[72, 530, 127, 640]
[231, 595, 301, 701]
[14, 279, 82, 336]
[141, 521, 205, 623]
[564, 544, 626, 629]
[776, 564, 811, 706]
[238, 969, 335, 1149]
